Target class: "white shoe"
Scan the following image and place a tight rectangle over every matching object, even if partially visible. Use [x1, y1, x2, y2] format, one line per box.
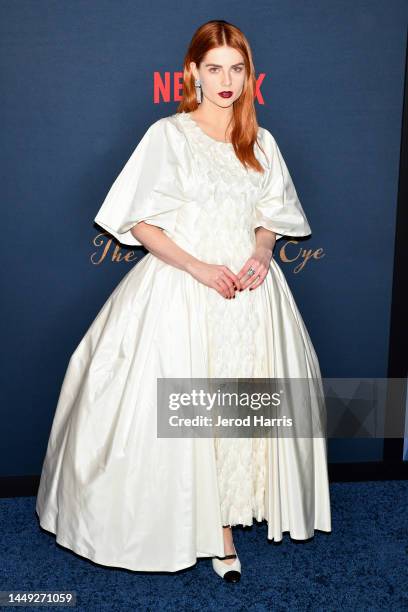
[212, 553, 241, 582]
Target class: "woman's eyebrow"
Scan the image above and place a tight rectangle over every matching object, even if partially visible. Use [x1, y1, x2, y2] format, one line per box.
[204, 62, 245, 68]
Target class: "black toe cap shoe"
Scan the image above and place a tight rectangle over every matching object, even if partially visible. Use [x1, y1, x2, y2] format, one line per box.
[223, 570, 241, 583]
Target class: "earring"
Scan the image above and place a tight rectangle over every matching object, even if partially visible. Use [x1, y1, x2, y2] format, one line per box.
[194, 78, 202, 104]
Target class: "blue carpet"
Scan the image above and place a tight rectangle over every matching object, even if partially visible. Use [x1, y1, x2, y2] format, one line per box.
[1, 481, 407, 610]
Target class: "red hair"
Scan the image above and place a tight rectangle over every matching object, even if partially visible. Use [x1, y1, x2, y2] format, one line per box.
[176, 20, 266, 173]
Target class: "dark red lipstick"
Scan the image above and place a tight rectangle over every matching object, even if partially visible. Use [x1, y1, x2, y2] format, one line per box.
[218, 91, 233, 98]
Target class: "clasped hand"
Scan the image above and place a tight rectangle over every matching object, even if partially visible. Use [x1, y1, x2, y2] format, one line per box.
[189, 246, 273, 299]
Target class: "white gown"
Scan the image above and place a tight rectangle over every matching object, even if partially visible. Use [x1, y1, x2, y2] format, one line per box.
[35, 111, 332, 572]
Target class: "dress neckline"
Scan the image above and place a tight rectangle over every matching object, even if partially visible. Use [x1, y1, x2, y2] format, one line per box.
[182, 112, 233, 146]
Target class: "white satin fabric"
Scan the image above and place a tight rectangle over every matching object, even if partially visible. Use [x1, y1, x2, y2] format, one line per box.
[36, 111, 331, 572]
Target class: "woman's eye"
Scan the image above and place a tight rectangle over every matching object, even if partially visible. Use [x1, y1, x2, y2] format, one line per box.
[209, 67, 243, 73]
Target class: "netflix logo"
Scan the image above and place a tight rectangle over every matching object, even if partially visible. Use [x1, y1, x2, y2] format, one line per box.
[152, 72, 267, 104]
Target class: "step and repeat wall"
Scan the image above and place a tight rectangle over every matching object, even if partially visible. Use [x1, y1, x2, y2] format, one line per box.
[1, 0, 407, 476]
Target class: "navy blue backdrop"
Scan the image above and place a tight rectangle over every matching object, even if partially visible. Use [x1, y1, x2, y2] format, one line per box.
[1, 1, 407, 476]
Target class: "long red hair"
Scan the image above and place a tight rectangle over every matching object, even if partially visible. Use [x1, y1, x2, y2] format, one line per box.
[176, 20, 266, 174]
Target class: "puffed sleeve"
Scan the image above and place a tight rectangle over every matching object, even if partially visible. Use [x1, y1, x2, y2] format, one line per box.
[94, 117, 189, 246]
[254, 128, 312, 241]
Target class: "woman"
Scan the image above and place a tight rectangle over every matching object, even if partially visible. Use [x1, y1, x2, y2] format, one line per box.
[36, 20, 331, 583]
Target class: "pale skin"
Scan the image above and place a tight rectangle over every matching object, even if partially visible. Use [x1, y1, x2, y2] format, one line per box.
[131, 45, 276, 563]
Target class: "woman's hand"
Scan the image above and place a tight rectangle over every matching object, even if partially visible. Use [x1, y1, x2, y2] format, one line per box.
[237, 246, 273, 291]
[186, 260, 242, 299]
